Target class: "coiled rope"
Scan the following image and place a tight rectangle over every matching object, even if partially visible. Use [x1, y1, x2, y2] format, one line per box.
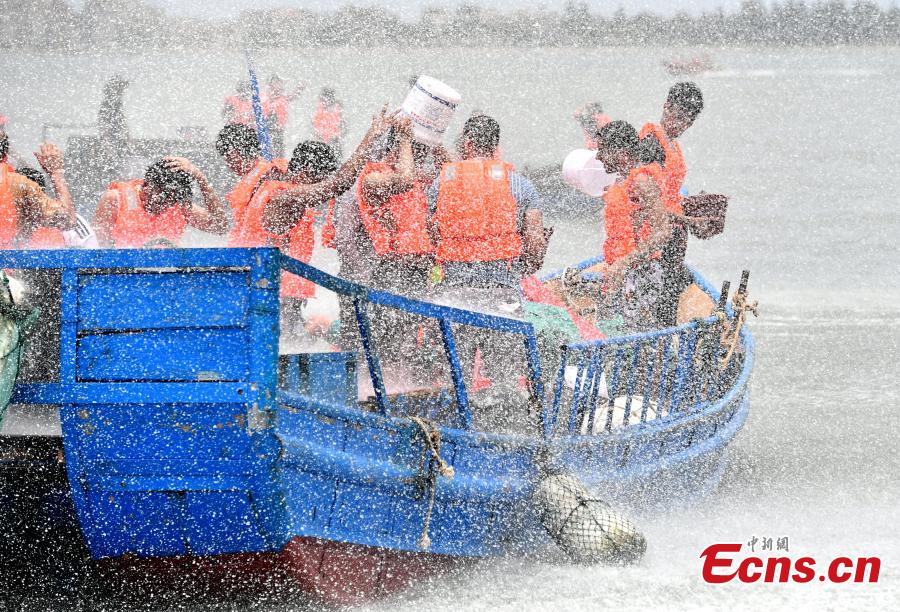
[409, 416, 455, 550]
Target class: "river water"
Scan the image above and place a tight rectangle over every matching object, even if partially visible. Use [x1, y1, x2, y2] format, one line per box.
[1, 46, 898, 609]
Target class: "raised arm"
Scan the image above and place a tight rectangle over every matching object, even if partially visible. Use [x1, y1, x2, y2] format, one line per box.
[263, 106, 394, 235]
[163, 156, 229, 235]
[34, 142, 76, 227]
[361, 116, 415, 207]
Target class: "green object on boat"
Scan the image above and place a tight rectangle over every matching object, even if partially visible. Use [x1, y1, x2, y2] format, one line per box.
[0, 272, 39, 425]
[524, 301, 581, 369]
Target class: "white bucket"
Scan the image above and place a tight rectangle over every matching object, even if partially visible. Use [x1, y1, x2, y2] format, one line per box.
[562, 149, 617, 197]
[400, 76, 461, 147]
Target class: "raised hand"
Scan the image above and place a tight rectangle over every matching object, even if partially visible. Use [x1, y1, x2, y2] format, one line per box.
[34, 142, 64, 174]
[162, 156, 202, 181]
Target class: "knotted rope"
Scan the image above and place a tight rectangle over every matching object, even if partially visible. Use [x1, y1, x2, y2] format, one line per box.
[410, 416, 454, 550]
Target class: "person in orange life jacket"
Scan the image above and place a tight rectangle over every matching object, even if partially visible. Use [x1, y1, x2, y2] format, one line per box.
[15, 166, 97, 249]
[359, 116, 451, 295]
[311, 87, 346, 159]
[264, 74, 304, 158]
[0, 135, 76, 248]
[93, 157, 228, 248]
[574, 102, 612, 150]
[357, 116, 450, 377]
[215, 123, 288, 243]
[223, 81, 254, 127]
[427, 115, 550, 418]
[640, 82, 722, 326]
[249, 108, 394, 337]
[0, 139, 77, 383]
[592, 120, 672, 332]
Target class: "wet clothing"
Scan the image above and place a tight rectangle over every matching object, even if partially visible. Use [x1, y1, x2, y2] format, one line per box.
[0, 165, 72, 247]
[231, 178, 317, 301]
[602, 163, 666, 266]
[639, 122, 686, 213]
[226, 159, 288, 247]
[427, 161, 540, 289]
[107, 179, 187, 248]
[357, 162, 434, 258]
[312, 101, 343, 145]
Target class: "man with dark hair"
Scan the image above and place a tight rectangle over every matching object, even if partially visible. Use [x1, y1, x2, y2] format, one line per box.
[229, 108, 393, 337]
[639, 81, 703, 205]
[639, 81, 724, 326]
[592, 120, 672, 331]
[217, 123, 287, 247]
[93, 157, 228, 247]
[427, 114, 549, 417]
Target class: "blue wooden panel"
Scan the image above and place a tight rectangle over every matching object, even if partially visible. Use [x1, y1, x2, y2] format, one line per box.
[183, 492, 269, 555]
[87, 491, 187, 558]
[280, 469, 337, 535]
[73, 403, 255, 462]
[77, 328, 249, 381]
[329, 483, 397, 539]
[78, 271, 249, 331]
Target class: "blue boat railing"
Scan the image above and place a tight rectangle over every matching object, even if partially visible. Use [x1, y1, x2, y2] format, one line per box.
[545, 313, 742, 438]
[278, 253, 546, 433]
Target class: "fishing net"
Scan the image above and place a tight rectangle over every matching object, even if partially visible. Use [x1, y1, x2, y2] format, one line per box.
[0, 272, 39, 424]
[533, 472, 646, 565]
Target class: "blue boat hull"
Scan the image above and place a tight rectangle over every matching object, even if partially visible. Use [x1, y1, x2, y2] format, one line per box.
[0, 247, 752, 604]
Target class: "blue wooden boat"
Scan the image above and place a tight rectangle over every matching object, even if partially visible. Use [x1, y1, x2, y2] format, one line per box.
[0, 247, 753, 605]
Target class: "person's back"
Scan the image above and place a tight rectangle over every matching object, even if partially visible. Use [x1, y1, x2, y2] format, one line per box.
[427, 114, 549, 423]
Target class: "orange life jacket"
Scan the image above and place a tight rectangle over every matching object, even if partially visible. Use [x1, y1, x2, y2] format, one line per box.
[603, 163, 666, 266]
[312, 101, 342, 144]
[357, 162, 434, 258]
[227, 158, 287, 248]
[0, 164, 18, 248]
[434, 159, 522, 263]
[640, 122, 685, 214]
[224, 95, 255, 127]
[28, 227, 66, 249]
[108, 179, 187, 248]
[231, 180, 317, 300]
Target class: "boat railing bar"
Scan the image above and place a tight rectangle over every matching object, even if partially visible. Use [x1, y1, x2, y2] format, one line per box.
[278, 253, 546, 433]
[548, 313, 736, 438]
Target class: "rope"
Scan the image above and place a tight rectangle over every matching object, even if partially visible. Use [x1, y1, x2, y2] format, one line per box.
[719, 291, 758, 370]
[409, 416, 455, 550]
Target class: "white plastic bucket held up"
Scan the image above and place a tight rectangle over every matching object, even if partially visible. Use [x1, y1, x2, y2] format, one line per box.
[400, 76, 461, 147]
[562, 149, 617, 197]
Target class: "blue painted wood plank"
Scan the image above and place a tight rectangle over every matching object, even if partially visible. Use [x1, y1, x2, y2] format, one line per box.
[12, 382, 253, 404]
[77, 328, 249, 381]
[183, 492, 270, 554]
[78, 271, 249, 331]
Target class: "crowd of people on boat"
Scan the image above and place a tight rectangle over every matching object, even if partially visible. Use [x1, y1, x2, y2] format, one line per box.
[0, 78, 727, 401]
